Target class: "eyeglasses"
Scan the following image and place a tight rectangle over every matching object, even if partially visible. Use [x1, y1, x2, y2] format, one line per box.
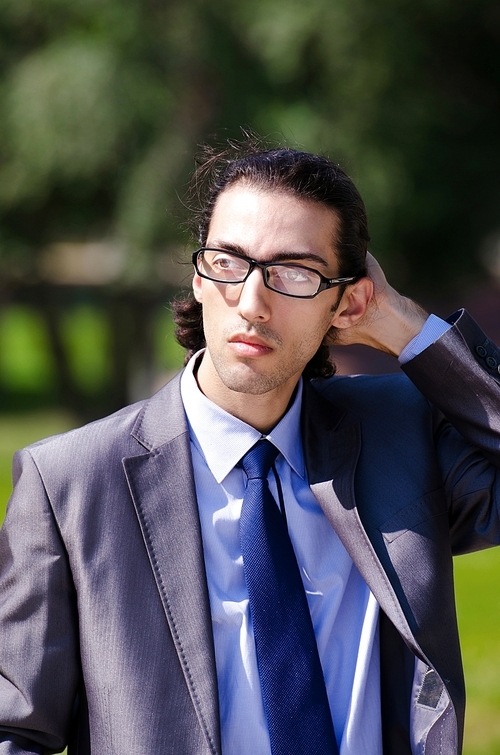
[192, 248, 358, 299]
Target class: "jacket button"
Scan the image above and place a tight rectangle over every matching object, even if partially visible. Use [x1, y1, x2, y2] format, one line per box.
[476, 345, 487, 358]
[486, 356, 497, 369]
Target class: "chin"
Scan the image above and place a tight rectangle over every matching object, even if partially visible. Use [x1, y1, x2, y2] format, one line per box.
[221, 373, 274, 396]
[217, 363, 296, 397]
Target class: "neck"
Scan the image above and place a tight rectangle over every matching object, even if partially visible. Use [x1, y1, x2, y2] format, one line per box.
[195, 354, 300, 434]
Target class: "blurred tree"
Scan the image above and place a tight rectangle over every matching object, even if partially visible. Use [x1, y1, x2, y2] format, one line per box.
[0, 0, 499, 416]
[211, 0, 500, 292]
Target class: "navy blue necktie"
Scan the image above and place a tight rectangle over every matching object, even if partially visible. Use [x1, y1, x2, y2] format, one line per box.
[239, 439, 338, 755]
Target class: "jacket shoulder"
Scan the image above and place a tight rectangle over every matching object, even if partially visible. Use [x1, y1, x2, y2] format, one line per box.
[26, 398, 147, 463]
[19, 373, 185, 479]
[312, 372, 430, 418]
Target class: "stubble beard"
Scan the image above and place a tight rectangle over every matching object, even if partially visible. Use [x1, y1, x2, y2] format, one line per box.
[207, 322, 326, 397]
[202, 291, 342, 397]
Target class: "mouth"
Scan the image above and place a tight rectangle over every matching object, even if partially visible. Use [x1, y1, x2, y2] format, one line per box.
[228, 333, 274, 357]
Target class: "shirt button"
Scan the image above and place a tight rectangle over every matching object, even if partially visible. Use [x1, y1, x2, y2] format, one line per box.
[486, 356, 497, 369]
[476, 345, 488, 358]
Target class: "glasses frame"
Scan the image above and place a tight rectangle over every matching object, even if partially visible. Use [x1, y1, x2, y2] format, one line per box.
[192, 248, 359, 299]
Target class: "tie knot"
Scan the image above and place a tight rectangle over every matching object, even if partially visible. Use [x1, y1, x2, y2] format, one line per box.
[240, 439, 279, 480]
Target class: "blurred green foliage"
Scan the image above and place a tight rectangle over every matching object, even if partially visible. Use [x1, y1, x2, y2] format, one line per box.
[1, 0, 500, 290]
[0, 303, 183, 412]
[155, 306, 187, 370]
[61, 306, 111, 393]
[0, 306, 56, 393]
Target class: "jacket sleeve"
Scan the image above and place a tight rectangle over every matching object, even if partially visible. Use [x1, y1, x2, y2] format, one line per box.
[402, 309, 500, 554]
[0, 449, 80, 753]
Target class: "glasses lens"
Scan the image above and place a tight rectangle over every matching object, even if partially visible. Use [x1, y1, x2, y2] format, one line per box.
[199, 250, 250, 282]
[266, 265, 320, 297]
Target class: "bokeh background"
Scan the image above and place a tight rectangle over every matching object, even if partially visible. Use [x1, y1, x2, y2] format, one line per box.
[0, 1, 499, 752]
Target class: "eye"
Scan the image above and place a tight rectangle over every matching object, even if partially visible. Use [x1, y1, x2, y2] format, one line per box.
[272, 265, 316, 285]
[213, 255, 230, 268]
[281, 267, 311, 282]
[201, 251, 250, 281]
[267, 264, 320, 296]
[212, 253, 246, 271]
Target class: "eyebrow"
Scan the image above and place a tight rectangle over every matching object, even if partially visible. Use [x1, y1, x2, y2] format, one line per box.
[205, 240, 331, 268]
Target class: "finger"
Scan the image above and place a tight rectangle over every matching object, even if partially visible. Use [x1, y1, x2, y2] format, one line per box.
[365, 252, 388, 293]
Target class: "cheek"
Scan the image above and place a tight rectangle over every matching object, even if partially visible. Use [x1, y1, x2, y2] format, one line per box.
[285, 307, 334, 357]
[308, 303, 337, 339]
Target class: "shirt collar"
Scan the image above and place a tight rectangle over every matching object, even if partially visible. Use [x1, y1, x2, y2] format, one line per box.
[180, 350, 306, 483]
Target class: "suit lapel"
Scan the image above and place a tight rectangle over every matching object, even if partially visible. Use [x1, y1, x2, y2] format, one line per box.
[302, 381, 427, 662]
[123, 375, 222, 755]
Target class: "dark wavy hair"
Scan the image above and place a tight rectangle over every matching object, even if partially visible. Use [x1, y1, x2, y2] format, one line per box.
[173, 135, 370, 379]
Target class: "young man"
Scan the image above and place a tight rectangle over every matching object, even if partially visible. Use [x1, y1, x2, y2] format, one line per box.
[0, 145, 499, 755]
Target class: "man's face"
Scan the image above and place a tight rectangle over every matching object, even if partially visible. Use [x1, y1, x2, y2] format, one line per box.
[193, 183, 345, 410]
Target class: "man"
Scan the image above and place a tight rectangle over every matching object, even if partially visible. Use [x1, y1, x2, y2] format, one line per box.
[0, 143, 499, 755]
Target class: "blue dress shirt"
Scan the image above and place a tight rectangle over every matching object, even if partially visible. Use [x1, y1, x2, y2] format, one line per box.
[181, 370, 381, 755]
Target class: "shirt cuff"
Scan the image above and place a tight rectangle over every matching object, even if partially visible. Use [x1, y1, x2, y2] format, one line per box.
[398, 314, 452, 364]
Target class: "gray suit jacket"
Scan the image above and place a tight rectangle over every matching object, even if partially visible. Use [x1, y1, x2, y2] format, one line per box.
[0, 309, 499, 755]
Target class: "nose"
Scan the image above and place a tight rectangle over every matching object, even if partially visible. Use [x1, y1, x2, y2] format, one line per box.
[236, 267, 271, 322]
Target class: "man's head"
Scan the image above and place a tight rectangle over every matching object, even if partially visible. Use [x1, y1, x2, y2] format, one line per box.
[194, 144, 370, 280]
[175, 139, 370, 382]
[174, 139, 372, 426]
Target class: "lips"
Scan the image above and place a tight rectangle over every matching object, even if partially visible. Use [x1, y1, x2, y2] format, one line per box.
[228, 333, 273, 356]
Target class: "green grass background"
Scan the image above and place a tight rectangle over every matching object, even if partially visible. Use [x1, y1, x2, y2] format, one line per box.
[0, 412, 498, 754]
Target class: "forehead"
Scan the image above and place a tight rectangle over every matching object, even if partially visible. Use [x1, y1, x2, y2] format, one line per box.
[207, 184, 340, 265]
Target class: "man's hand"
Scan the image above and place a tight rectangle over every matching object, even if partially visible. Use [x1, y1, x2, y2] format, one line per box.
[328, 253, 428, 358]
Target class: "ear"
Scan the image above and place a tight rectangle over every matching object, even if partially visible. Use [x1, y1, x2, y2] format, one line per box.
[329, 277, 373, 330]
[192, 272, 203, 303]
